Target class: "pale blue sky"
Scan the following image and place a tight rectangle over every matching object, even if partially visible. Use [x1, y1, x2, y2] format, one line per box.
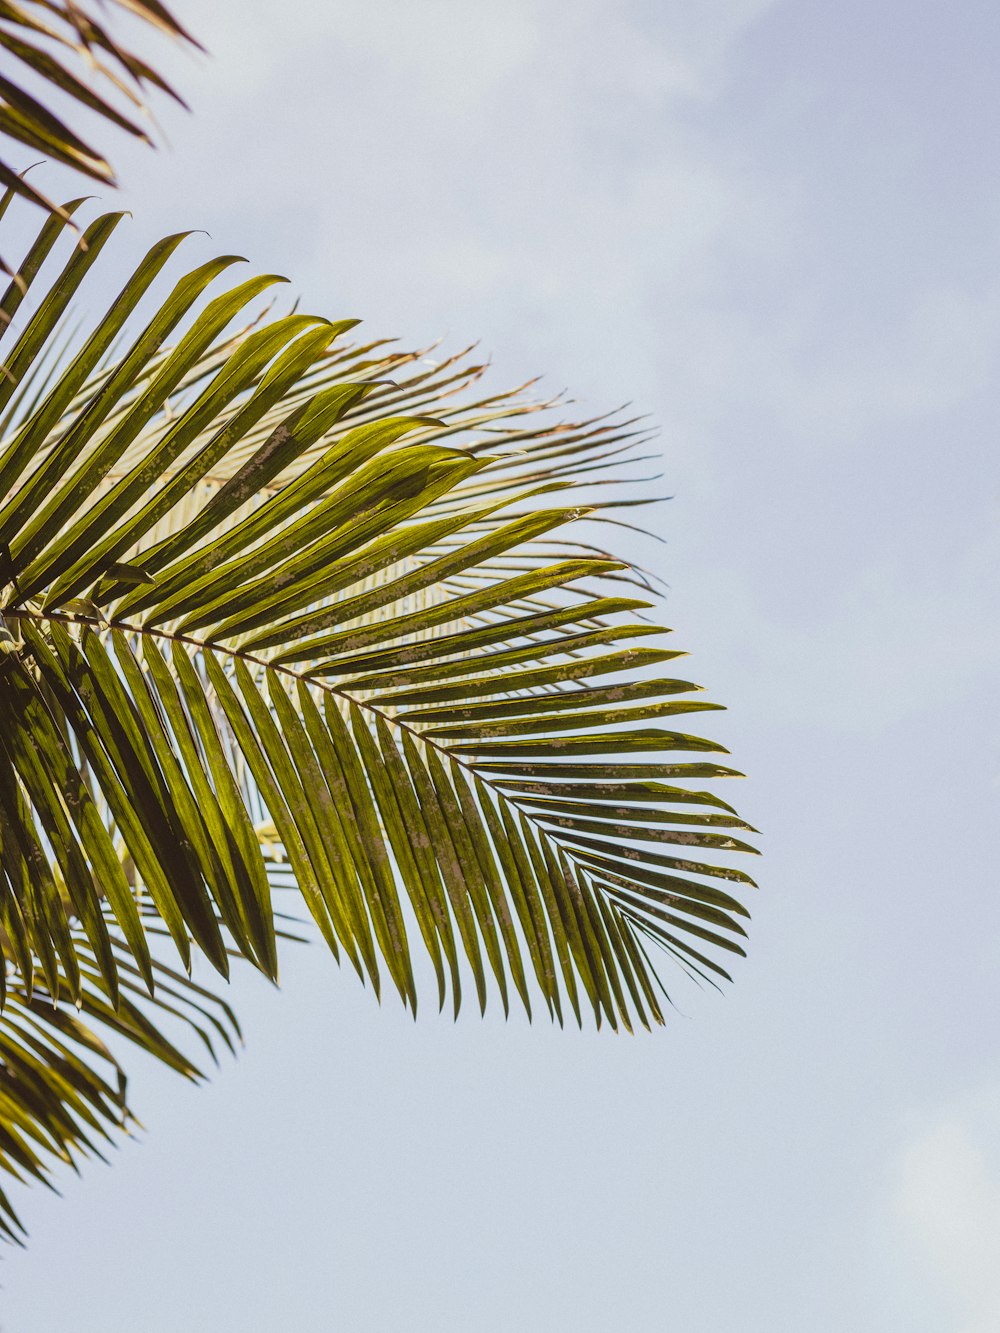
[3, 2, 999, 1330]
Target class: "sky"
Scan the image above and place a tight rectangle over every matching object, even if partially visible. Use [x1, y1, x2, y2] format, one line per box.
[2, 1, 1000, 1329]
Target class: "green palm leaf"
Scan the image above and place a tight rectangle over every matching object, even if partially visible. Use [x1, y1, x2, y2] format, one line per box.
[0, 196, 757, 1047]
[0, 0, 194, 220]
[0, 912, 241, 1243]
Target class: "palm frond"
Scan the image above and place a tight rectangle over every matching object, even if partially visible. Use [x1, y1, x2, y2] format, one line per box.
[0, 198, 757, 1042]
[0, 915, 240, 1243]
[0, 0, 195, 217]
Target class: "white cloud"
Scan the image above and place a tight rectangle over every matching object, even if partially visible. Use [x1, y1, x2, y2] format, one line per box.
[127, 0, 788, 405]
[174, 0, 1000, 451]
[296, 0, 542, 112]
[890, 1085, 1000, 1333]
[220, 0, 783, 108]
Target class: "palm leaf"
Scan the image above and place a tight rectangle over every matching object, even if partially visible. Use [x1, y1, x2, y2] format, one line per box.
[0, 0, 195, 219]
[0, 197, 757, 1044]
[0, 910, 241, 1244]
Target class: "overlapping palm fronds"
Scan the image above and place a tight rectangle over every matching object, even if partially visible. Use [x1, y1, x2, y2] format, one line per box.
[0, 0, 195, 219]
[0, 910, 241, 1243]
[0, 193, 756, 1017]
[0, 191, 757, 1233]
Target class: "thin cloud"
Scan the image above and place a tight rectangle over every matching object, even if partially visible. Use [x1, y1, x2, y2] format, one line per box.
[890, 1085, 1000, 1333]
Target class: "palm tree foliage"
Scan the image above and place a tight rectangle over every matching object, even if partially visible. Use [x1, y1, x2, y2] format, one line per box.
[0, 908, 241, 1241]
[0, 185, 757, 1234]
[0, 0, 194, 220]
